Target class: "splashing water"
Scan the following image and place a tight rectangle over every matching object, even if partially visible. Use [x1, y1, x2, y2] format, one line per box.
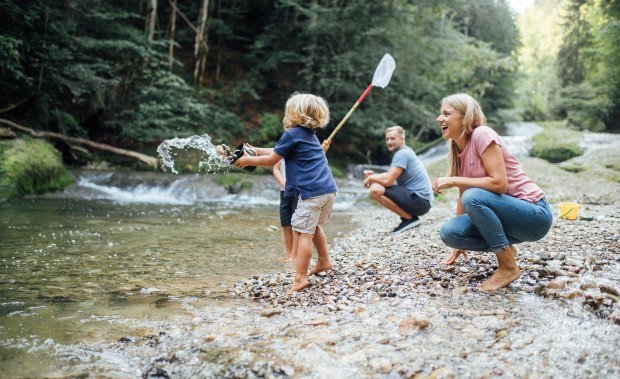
[157, 135, 232, 174]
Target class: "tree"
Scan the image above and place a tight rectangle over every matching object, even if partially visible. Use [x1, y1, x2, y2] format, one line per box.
[194, 0, 210, 84]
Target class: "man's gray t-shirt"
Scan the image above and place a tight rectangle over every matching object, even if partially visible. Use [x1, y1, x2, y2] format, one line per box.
[391, 146, 434, 203]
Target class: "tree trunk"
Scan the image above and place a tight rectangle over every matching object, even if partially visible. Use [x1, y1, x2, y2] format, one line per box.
[214, 0, 221, 82]
[0, 119, 162, 170]
[146, 0, 158, 44]
[193, 0, 210, 83]
[168, 0, 177, 69]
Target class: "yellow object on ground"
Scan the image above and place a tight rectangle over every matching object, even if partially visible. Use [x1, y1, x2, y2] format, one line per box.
[558, 202, 581, 220]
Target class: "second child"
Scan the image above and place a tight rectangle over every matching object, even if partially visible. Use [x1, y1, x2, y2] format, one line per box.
[234, 93, 337, 292]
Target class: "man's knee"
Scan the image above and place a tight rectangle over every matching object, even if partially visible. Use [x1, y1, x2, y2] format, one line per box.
[368, 183, 385, 198]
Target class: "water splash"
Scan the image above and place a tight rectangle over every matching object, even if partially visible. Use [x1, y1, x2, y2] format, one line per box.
[156, 135, 232, 174]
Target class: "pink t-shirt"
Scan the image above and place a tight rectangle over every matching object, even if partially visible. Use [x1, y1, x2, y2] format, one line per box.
[458, 126, 544, 203]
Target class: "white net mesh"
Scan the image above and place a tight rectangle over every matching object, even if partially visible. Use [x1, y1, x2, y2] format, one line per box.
[371, 53, 396, 88]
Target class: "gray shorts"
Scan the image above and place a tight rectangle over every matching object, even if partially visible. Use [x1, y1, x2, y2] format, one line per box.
[291, 193, 336, 234]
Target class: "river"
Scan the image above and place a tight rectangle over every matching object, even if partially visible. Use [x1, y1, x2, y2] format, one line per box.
[0, 174, 363, 376]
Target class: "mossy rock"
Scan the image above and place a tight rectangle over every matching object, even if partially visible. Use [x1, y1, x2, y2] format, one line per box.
[0, 139, 73, 198]
[530, 121, 583, 163]
[531, 144, 582, 163]
[214, 173, 253, 194]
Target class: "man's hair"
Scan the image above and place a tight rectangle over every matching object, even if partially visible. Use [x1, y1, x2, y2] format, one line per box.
[385, 125, 405, 138]
[283, 92, 330, 130]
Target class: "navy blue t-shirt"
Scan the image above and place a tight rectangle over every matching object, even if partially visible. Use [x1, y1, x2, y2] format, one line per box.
[273, 126, 337, 200]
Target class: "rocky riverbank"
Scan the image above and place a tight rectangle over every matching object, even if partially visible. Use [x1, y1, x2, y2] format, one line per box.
[233, 201, 620, 325]
[51, 156, 619, 378]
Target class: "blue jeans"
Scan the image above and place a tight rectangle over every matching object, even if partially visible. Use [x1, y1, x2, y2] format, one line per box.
[439, 188, 553, 253]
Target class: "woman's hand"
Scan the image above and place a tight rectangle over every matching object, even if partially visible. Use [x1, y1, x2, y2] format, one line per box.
[432, 177, 455, 194]
[442, 249, 468, 265]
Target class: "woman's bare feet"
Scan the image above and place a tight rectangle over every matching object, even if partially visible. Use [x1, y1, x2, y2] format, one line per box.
[308, 260, 332, 276]
[478, 246, 520, 291]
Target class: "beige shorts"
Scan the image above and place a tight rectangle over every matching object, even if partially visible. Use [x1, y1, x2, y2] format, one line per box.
[291, 193, 336, 234]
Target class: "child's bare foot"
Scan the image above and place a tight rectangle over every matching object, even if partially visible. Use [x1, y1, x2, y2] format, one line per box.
[308, 261, 332, 276]
[290, 277, 309, 293]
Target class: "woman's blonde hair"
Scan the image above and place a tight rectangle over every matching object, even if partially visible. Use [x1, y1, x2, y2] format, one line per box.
[283, 92, 330, 130]
[442, 93, 487, 176]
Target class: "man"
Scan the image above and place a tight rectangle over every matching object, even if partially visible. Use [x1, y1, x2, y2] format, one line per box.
[363, 125, 433, 233]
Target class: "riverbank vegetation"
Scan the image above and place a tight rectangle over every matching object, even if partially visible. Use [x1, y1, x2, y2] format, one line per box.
[0, 0, 520, 167]
[515, 0, 619, 131]
[0, 0, 618, 192]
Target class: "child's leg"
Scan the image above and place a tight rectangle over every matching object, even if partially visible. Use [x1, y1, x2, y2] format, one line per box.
[309, 225, 332, 275]
[291, 231, 299, 260]
[291, 232, 313, 292]
[281, 225, 294, 260]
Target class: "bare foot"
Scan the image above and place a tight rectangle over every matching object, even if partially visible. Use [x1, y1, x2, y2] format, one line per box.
[478, 246, 520, 291]
[478, 266, 521, 291]
[308, 261, 332, 276]
[289, 277, 309, 293]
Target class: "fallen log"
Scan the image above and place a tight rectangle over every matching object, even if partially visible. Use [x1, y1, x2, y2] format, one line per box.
[0, 118, 162, 170]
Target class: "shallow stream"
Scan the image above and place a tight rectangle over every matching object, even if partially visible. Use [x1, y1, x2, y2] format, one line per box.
[0, 193, 357, 376]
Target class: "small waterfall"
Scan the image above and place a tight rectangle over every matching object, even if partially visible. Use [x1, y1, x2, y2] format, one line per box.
[501, 122, 543, 157]
[418, 141, 449, 166]
[61, 171, 363, 209]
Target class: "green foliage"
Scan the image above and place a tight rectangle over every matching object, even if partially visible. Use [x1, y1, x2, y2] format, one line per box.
[252, 112, 283, 144]
[0, 139, 73, 198]
[0, 0, 523, 167]
[519, 0, 620, 130]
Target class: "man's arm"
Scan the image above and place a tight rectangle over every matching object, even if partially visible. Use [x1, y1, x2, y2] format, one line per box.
[363, 166, 403, 188]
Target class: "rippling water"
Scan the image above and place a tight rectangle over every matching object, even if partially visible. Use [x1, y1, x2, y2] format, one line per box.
[0, 197, 356, 375]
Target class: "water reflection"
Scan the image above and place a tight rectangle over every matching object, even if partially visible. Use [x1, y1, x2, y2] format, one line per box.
[0, 198, 355, 374]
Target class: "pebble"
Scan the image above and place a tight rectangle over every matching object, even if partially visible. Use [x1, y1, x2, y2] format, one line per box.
[230, 196, 620, 329]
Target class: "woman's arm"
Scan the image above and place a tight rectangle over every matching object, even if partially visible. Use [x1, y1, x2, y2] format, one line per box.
[363, 166, 403, 188]
[433, 142, 508, 194]
[455, 188, 465, 215]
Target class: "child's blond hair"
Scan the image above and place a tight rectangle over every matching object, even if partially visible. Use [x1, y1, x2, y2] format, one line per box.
[283, 93, 330, 130]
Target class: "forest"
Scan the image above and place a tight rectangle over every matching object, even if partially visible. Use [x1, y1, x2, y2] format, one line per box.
[0, 0, 618, 169]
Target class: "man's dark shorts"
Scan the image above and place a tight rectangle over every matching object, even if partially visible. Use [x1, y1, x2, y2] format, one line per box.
[280, 190, 299, 227]
[384, 185, 431, 217]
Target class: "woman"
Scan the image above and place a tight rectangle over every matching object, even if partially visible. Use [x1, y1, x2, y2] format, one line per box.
[433, 93, 552, 291]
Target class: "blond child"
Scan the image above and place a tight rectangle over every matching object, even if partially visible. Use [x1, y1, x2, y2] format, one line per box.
[234, 93, 337, 292]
